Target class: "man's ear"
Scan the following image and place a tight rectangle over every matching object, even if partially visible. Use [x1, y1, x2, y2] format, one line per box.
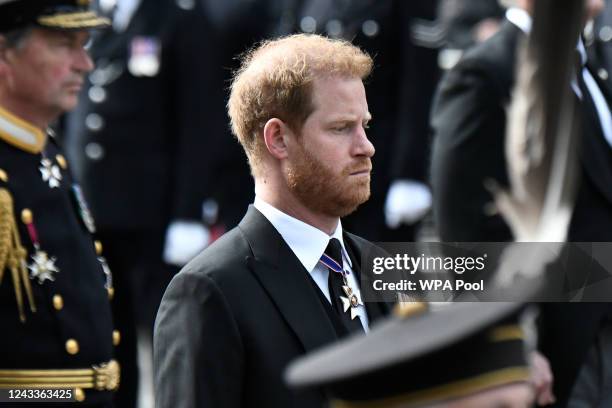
[263, 118, 292, 160]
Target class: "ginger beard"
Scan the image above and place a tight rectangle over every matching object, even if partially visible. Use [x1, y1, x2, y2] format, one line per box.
[285, 139, 372, 218]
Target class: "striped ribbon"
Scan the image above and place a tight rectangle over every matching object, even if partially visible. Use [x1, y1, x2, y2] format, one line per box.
[319, 253, 346, 276]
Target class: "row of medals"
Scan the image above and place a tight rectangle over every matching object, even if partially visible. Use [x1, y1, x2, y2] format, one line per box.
[25, 154, 109, 287]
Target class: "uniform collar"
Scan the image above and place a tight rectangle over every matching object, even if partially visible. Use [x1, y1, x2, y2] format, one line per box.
[0, 106, 47, 154]
[253, 195, 352, 274]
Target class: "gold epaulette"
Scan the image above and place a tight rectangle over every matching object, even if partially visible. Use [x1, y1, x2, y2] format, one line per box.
[0, 188, 36, 322]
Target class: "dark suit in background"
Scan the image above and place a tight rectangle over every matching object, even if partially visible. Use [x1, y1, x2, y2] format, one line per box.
[439, 0, 504, 51]
[154, 207, 390, 408]
[430, 20, 612, 406]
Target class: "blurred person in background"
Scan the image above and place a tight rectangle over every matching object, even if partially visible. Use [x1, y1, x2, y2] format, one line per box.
[430, 0, 612, 405]
[64, 0, 220, 406]
[438, 0, 505, 70]
[195, 0, 302, 231]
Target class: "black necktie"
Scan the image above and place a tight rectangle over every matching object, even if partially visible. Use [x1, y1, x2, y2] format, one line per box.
[323, 238, 364, 333]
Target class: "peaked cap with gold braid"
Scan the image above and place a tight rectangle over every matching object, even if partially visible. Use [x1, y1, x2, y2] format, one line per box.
[286, 302, 531, 408]
[0, 0, 110, 33]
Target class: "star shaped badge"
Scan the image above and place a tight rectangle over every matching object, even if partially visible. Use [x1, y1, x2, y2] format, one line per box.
[28, 251, 60, 284]
[39, 158, 62, 188]
[341, 285, 363, 320]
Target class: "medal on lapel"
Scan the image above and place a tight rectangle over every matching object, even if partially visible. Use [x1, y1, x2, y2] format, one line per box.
[21, 209, 59, 284]
[319, 254, 363, 320]
[99, 256, 113, 291]
[39, 157, 62, 188]
[341, 284, 363, 320]
[28, 251, 60, 284]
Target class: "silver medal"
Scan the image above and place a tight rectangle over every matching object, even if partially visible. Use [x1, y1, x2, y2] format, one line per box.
[39, 158, 62, 188]
[28, 250, 60, 284]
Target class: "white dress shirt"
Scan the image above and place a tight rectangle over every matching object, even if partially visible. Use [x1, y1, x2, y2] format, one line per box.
[506, 7, 612, 148]
[254, 196, 370, 331]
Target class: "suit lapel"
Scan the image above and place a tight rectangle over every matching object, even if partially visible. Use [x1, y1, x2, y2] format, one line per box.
[239, 206, 339, 352]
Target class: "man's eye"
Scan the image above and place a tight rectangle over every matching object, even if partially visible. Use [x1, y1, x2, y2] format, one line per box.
[333, 126, 348, 132]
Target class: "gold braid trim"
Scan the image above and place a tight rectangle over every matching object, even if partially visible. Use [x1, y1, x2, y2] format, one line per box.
[489, 325, 525, 342]
[0, 188, 36, 322]
[331, 367, 531, 408]
[0, 359, 121, 391]
[37, 12, 110, 29]
[0, 190, 10, 283]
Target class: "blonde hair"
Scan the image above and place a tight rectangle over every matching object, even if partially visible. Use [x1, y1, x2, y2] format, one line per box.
[228, 33, 373, 176]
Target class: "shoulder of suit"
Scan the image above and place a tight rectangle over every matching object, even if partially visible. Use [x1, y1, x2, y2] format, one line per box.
[344, 231, 381, 254]
[442, 26, 518, 99]
[344, 231, 369, 247]
[458, 22, 519, 80]
[178, 226, 251, 278]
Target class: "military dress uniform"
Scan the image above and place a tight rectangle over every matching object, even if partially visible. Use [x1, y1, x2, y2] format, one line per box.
[0, 110, 119, 406]
[0, 0, 119, 406]
[64, 2, 225, 405]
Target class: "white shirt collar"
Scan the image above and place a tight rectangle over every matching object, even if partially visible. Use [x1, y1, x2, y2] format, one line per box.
[253, 196, 352, 273]
[506, 7, 532, 34]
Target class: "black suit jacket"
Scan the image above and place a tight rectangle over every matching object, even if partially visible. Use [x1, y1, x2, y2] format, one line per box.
[154, 206, 390, 408]
[430, 21, 612, 406]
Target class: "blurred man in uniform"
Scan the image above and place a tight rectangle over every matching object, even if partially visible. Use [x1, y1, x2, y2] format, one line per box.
[194, 0, 301, 231]
[287, 302, 536, 408]
[154, 34, 391, 408]
[64, 1, 220, 405]
[0, 0, 119, 406]
[430, 0, 611, 405]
